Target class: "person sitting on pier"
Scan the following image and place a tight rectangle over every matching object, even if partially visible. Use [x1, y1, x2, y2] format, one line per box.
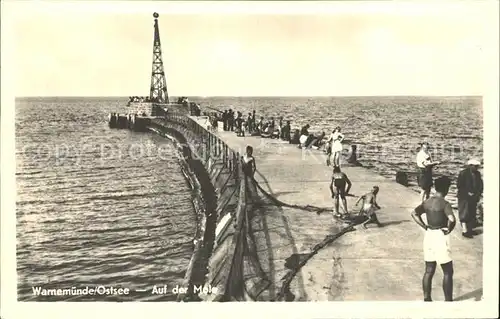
[260, 122, 273, 138]
[356, 186, 383, 229]
[290, 129, 300, 144]
[307, 132, 326, 149]
[298, 124, 311, 148]
[303, 133, 316, 148]
[242, 145, 256, 179]
[330, 166, 352, 219]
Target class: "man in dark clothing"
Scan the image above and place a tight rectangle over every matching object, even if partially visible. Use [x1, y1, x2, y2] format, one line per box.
[290, 129, 300, 144]
[281, 121, 291, 141]
[456, 159, 483, 238]
[247, 113, 253, 133]
[222, 110, 228, 131]
[300, 124, 310, 136]
[228, 109, 234, 131]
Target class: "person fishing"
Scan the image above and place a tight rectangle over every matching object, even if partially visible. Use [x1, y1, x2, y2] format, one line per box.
[329, 166, 352, 219]
[242, 145, 256, 179]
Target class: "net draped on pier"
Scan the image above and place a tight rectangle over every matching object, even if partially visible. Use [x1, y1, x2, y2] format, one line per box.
[153, 114, 345, 301]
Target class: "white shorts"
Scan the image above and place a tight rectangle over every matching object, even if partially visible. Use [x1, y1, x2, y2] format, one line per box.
[299, 135, 308, 144]
[423, 229, 452, 264]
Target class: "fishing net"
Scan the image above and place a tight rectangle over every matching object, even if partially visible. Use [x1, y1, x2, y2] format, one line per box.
[209, 168, 357, 302]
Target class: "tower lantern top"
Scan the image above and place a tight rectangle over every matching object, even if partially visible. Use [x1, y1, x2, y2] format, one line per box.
[153, 12, 159, 19]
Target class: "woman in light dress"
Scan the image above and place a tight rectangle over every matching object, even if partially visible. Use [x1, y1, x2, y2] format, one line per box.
[327, 127, 344, 167]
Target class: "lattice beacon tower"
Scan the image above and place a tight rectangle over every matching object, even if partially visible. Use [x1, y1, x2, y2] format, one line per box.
[127, 12, 189, 116]
[150, 12, 168, 104]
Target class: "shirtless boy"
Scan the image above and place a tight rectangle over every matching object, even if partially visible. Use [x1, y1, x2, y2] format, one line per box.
[329, 166, 352, 219]
[356, 186, 383, 229]
[411, 176, 456, 302]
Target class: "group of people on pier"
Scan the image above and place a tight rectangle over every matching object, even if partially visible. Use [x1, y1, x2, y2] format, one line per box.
[128, 96, 164, 103]
[203, 106, 483, 238]
[409, 151, 482, 302]
[328, 141, 484, 238]
[415, 142, 483, 239]
[205, 108, 346, 166]
[204, 107, 354, 221]
[322, 137, 483, 302]
[214, 109, 294, 140]
[215, 105, 483, 303]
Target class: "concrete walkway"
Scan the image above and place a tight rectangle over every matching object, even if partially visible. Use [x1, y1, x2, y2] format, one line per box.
[195, 118, 483, 302]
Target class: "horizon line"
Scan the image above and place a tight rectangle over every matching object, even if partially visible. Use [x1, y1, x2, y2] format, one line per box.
[15, 95, 483, 98]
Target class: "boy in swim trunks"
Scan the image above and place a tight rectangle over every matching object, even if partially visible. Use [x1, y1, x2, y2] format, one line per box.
[329, 166, 352, 219]
[355, 186, 383, 229]
[411, 176, 456, 302]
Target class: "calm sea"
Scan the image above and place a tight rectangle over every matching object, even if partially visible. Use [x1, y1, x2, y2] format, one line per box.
[15, 96, 482, 301]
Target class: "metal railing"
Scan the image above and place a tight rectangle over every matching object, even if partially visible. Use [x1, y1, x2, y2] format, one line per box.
[158, 113, 244, 222]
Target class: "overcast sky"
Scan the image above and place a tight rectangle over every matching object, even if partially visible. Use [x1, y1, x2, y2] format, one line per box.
[4, 1, 497, 97]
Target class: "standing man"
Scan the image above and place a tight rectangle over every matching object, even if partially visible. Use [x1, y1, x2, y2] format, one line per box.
[247, 113, 253, 133]
[228, 109, 234, 131]
[282, 121, 291, 141]
[411, 176, 456, 302]
[456, 159, 483, 238]
[416, 142, 441, 203]
[222, 110, 228, 131]
[251, 110, 256, 132]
